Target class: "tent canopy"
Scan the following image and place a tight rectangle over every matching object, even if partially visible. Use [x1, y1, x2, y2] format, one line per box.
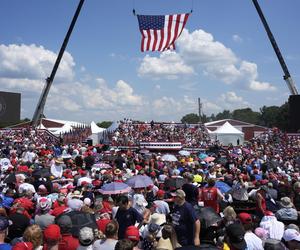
[91, 121, 105, 134]
[212, 122, 244, 135]
[211, 122, 244, 146]
[53, 123, 73, 135]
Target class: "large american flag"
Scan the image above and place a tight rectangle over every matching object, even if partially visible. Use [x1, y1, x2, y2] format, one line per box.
[137, 13, 190, 52]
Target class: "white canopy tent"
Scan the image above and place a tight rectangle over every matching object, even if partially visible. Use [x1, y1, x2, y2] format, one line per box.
[211, 122, 244, 146]
[52, 123, 73, 136]
[88, 121, 106, 145]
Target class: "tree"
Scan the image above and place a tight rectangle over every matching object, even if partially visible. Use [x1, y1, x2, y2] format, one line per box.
[232, 108, 260, 124]
[276, 102, 289, 131]
[181, 113, 200, 124]
[259, 106, 281, 127]
[215, 110, 232, 120]
[97, 121, 113, 128]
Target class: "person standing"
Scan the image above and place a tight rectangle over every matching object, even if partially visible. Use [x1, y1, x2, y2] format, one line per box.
[115, 196, 143, 240]
[171, 190, 200, 246]
[200, 178, 224, 213]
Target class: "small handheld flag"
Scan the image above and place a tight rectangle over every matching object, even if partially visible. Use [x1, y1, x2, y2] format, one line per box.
[137, 13, 190, 52]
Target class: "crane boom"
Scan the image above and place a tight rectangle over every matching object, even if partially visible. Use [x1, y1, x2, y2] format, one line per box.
[31, 0, 85, 127]
[252, 0, 298, 95]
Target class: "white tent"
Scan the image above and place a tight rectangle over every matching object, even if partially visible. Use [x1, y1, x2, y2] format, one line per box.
[91, 121, 105, 134]
[89, 121, 106, 145]
[211, 122, 244, 146]
[52, 123, 73, 135]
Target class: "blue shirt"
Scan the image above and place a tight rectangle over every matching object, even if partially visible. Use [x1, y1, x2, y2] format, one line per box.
[0, 243, 12, 250]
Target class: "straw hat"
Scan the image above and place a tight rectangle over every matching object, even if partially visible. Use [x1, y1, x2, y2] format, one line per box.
[280, 197, 293, 208]
[55, 158, 64, 164]
[150, 213, 166, 226]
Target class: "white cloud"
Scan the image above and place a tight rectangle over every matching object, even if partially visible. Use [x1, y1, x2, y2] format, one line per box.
[232, 34, 243, 43]
[0, 44, 75, 83]
[138, 51, 194, 79]
[155, 84, 161, 90]
[220, 91, 244, 103]
[138, 29, 276, 91]
[249, 81, 277, 91]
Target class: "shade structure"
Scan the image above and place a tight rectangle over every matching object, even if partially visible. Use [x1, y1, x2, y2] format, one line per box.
[126, 175, 153, 188]
[93, 163, 112, 169]
[178, 150, 190, 156]
[215, 181, 232, 194]
[165, 177, 186, 189]
[204, 156, 215, 162]
[199, 153, 208, 159]
[99, 182, 131, 195]
[161, 154, 178, 162]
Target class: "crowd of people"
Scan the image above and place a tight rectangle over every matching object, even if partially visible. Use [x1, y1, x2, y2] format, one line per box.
[110, 119, 210, 148]
[0, 123, 300, 250]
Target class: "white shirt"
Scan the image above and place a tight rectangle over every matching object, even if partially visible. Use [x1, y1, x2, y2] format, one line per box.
[50, 164, 63, 178]
[244, 231, 264, 250]
[260, 215, 285, 240]
[232, 181, 249, 201]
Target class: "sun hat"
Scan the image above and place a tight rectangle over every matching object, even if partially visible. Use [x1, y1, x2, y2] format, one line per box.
[125, 226, 140, 242]
[79, 227, 95, 246]
[280, 197, 293, 208]
[283, 228, 300, 242]
[150, 213, 166, 226]
[55, 158, 64, 164]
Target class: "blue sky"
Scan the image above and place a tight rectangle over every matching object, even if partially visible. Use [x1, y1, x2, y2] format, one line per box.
[1, 0, 299, 122]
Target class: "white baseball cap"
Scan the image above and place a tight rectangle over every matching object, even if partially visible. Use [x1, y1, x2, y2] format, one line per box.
[283, 229, 300, 242]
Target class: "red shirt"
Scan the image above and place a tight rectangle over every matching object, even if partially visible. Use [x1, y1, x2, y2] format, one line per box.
[201, 187, 219, 213]
[59, 234, 79, 250]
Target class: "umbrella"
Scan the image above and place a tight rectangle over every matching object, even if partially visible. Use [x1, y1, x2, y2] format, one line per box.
[55, 211, 97, 237]
[199, 153, 208, 160]
[93, 163, 111, 169]
[32, 168, 51, 178]
[161, 154, 178, 162]
[126, 175, 153, 188]
[178, 150, 190, 156]
[3, 173, 16, 184]
[215, 181, 231, 194]
[204, 156, 215, 162]
[196, 206, 222, 230]
[140, 149, 150, 154]
[164, 177, 186, 189]
[99, 182, 131, 195]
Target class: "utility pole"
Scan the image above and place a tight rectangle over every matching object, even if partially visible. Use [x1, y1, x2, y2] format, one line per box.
[31, 0, 85, 127]
[198, 98, 202, 123]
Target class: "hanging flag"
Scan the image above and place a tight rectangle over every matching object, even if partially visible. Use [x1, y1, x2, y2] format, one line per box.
[137, 13, 190, 52]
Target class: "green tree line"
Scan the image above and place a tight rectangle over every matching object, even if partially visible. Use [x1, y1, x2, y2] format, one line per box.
[181, 102, 290, 131]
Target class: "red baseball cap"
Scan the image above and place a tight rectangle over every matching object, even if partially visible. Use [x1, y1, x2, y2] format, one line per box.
[157, 190, 165, 197]
[125, 226, 140, 241]
[44, 224, 61, 241]
[238, 213, 252, 224]
[96, 219, 111, 233]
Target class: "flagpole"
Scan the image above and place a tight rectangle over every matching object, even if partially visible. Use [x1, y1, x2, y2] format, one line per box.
[31, 0, 85, 127]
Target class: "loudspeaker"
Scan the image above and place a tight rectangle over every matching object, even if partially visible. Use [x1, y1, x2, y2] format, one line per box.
[0, 91, 21, 125]
[288, 95, 300, 132]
